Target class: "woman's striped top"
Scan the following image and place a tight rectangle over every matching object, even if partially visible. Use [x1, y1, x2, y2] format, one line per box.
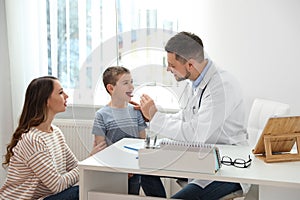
[0, 125, 79, 200]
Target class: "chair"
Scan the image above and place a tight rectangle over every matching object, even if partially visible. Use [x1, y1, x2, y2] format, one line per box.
[221, 98, 290, 200]
[247, 98, 290, 148]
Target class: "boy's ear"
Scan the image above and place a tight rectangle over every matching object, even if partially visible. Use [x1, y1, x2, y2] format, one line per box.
[106, 84, 114, 94]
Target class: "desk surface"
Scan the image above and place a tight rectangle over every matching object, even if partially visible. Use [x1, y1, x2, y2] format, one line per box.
[79, 138, 300, 189]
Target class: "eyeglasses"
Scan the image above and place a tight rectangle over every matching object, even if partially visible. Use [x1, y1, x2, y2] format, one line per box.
[221, 155, 252, 168]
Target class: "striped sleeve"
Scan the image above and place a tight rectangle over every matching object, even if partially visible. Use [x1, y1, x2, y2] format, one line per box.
[64, 142, 78, 171]
[24, 132, 79, 193]
[54, 126, 79, 171]
[136, 110, 147, 131]
[92, 111, 106, 136]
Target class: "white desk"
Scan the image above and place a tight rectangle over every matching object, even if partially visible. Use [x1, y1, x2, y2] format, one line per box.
[79, 138, 300, 200]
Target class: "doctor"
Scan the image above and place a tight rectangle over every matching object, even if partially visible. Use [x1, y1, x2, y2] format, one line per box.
[140, 32, 248, 200]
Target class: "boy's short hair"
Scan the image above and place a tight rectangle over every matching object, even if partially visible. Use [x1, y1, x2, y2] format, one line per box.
[102, 66, 130, 93]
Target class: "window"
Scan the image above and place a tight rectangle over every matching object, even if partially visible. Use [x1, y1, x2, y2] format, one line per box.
[47, 0, 182, 110]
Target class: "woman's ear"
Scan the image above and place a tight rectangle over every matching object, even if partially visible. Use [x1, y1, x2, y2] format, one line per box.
[106, 84, 114, 94]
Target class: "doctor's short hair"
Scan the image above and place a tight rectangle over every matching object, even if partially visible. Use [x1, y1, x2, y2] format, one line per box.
[102, 66, 130, 94]
[165, 31, 205, 64]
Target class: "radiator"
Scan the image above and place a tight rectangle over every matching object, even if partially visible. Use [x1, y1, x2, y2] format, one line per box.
[53, 119, 94, 161]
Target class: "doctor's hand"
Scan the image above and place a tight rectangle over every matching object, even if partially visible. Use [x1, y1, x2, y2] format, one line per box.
[129, 100, 140, 110]
[129, 100, 149, 122]
[140, 94, 158, 121]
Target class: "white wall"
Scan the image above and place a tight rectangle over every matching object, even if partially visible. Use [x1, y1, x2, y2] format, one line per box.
[0, 0, 13, 186]
[179, 0, 300, 117]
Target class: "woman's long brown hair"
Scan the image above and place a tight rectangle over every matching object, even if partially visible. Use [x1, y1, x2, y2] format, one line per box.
[2, 76, 58, 168]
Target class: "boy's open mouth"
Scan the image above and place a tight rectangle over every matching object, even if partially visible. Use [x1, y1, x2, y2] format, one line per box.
[126, 92, 133, 97]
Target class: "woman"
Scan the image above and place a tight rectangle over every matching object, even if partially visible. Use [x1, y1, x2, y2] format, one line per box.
[0, 76, 105, 200]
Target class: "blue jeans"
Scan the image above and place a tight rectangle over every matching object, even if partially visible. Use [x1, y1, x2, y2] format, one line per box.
[171, 181, 242, 200]
[44, 185, 79, 200]
[128, 174, 166, 198]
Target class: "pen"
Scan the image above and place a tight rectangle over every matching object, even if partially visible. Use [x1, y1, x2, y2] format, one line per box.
[153, 135, 157, 148]
[123, 145, 139, 152]
[145, 135, 150, 148]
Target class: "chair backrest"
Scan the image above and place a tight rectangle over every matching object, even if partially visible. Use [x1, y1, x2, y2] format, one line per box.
[247, 98, 290, 147]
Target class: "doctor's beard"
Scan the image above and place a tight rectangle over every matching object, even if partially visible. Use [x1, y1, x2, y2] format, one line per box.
[175, 69, 191, 82]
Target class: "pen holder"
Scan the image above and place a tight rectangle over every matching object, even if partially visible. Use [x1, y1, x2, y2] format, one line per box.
[144, 128, 158, 148]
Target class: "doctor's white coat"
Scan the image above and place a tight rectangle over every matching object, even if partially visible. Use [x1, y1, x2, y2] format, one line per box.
[150, 60, 249, 192]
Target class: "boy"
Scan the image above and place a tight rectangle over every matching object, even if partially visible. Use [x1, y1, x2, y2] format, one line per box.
[92, 66, 166, 197]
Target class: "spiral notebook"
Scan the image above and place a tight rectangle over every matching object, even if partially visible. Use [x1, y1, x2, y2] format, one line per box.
[138, 138, 221, 174]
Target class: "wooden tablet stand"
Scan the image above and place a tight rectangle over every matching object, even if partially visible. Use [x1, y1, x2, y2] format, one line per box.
[252, 116, 300, 163]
